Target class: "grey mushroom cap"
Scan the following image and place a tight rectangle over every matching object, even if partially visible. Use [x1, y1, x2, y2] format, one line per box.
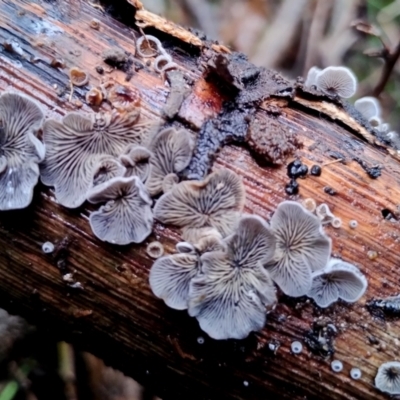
[375, 361, 400, 395]
[304, 66, 321, 88]
[41, 109, 153, 208]
[265, 201, 332, 297]
[88, 176, 153, 245]
[187, 215, 277, 340]
[0, 92, 45, 210]
[316, 66, 357, 98]
[119, 144, 153, 182]
[188, 253, 276, 340]
[146, 127, 194, 196]
[182, 226, 226, 254]
[354, 96, 381, 120]
[307, 258, 368, 308]
[91, 155, 126, 187]
[154, 169, 246, 237]
[149, 253, 199, 310]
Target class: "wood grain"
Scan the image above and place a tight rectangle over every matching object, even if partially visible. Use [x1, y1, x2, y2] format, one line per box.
[0, 1, 399, 399]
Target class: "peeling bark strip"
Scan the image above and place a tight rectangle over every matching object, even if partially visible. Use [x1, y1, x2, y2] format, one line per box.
[0, 1, 400, 399]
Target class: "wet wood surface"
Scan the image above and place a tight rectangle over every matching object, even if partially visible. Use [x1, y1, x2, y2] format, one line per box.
[0, 1, 400, 399]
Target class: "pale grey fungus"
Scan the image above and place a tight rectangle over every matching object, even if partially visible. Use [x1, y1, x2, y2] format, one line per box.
[149, 252, 199, 310]
[146, 241, 164, 259]
[42, 241, 55, 254]
[187, 215, 277, 340]
[304, 66, 321, 88]
[316, 203, 335, 225]
[377, 122, 390, 134]
[146, 127, 194, 196]
[136, 35, 163, 58]
[349, 220, 358, 229]
[331, 217, 342, 229]
[154, 169, 246, 237]
[331, 360, 343, 373]
[91, 155, 126, 187]
[197, 336, 205, 344]
[176, 241, 196, 254]
[119, 145, 152, 182]
[243, 381, 249, 387]
[303, 198, 317, 213]
[375, 361, 400, 395]
[87, 176, 153, 245]
[354, 96, 380, 120]
[350, 367, 362, 380]
[0, 92, 45, 210]
[41, 109, 152, 208]
[307, 258, 368, 308]
[265, 201, 331, 297]
[182, 226, 226, 254]
[162, 173, 179, 193]
[291, 341, 303, 354]
[315, 66, 357, 98]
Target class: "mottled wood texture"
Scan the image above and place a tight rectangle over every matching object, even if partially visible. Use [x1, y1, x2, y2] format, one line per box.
[0, 1, 399, 399]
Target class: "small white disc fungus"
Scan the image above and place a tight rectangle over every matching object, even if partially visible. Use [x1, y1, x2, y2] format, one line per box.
[291, 341, 303, 354]
[136, 35, 163, 58]
[42, 241, 55, 254]
[243, 381, 249, 387]
[307, 258, 368, 308]
[331, 360, 343, 373]
[350, 367, 362, 380]
[302, 198, 317, 213]
[375, 361, 400, 395]
[331, 217, 342, 229]
[315, 66, 357, 98]
[146, 241, 164, 259]
[316, 203, 335, 225]
[197, 336, 205, 344]
[349, 220, 358, 229]
[265, 201, 331, 297]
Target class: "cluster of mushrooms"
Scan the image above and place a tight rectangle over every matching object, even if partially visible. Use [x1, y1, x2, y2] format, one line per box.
[304, 65, 399, 149]
[150, 173, 368, 340]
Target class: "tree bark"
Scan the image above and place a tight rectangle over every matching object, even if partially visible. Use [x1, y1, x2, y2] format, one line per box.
[0, 1, 399, 399]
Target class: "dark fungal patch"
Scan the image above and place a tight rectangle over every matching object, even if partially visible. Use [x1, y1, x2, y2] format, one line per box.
[304, 320, 337, 358]
[310, 165, 321, 176]
[287, 160, 308, 179]
[381, 209, 397, 221]
[247, 114, 301, 165]
[366, 295, 400, 318]
[324, 186, 337, 196]
[285, 179, 299, 195]
[102, 48, 133, 74]
[183, 102, 252, 180]
[354, 157, 382, 179]
[205, 51, 293, 105]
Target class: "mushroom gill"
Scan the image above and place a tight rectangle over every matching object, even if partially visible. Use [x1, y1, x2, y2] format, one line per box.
[153, 169, 246, 237]
[146, 127, 194, 196]
[265, 201, 331, 297]
[188, 215, 277, 340]
[87, 175, 153, 245]
[0, 92, 45, 210]
[41, 109, 154, 208]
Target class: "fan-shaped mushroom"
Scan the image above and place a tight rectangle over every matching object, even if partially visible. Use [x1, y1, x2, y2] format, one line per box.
[87, 176, 153, 245]
[146, 127, 194, 196]
[265, 201, 331, 297]
[315, 66, 357, 98]
[154, 169, 245, 237]
[0, 92, 44, 210]
[41, 109, 153, 208]
[307, 258, 368, 307]
[188, 215, 276, 340]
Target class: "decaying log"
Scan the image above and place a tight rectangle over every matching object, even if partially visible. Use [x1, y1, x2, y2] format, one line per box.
[0, 1, 399, 399]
